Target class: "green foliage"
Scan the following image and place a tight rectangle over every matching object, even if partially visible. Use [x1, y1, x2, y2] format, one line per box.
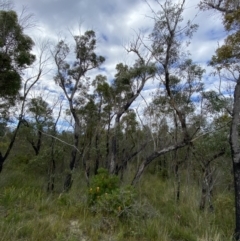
[88, 168, 119, 205]
[0, 164, 235, 241]
[0, 10, 35, 98]
[88, 168, 136, 218]
[224, 7, 240, 31]
[203, 90, 232, 113]
[206, 1, 240, 68]
[94, 186, 136, 218]
[27, 97, 53, 125]
[54, 30, 105, 96]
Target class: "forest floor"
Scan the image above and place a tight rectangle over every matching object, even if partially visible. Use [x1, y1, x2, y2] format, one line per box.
[0, 164, 235, 241]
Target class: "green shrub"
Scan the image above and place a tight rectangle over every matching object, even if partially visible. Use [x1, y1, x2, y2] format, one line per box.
[96, 185, 136, 217]
[88, 168, 119, 205]
[88, 168, 136, 218]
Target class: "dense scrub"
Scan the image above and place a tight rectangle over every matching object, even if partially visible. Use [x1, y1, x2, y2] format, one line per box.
[0, 158, 234, 241]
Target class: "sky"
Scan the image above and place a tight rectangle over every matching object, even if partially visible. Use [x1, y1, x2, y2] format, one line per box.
[11, 0, 227, 130]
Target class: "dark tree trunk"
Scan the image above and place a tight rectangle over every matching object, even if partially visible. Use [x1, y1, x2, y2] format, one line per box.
[36, 129, 42, 155]
[230, 78, 240, 240]
[94, 133, 99, 175]
[83, 136, 92, 186]
[64, 123, 80, 191]
[0, 152, 3, 173]
[175, 160, 180, 202]
[64, 173, 73, 191]
[29, 129, 42, 156]
[0, 119, 22, 173]
[47, 103, 62, 192]
[105, 113, 111, 169]
[115, 141, 148, 177]
[47, 137, 56, 192]
[47, 157, 56, 192]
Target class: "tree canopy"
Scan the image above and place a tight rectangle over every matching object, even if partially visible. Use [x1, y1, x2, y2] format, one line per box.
[0, 9, 35, 98]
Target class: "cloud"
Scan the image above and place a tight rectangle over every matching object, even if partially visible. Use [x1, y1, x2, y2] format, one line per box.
[11, 0, 228, 128]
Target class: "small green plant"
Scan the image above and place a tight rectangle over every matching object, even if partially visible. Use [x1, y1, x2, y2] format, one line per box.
[88, 168, 119, 205]
[88, 168, 136, 218]
[96, 185, 136, 217]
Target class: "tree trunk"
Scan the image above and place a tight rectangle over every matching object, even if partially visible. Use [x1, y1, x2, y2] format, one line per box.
[36, 129, 42, 155]
[94, 133, 99, 175]
[29, 129, 42, 156]
[199, 167, 214, 211]
[109, 115, 120, 174]
[0, 152, 3, 173]
[47, 136, 56, 192]
[132, 141, 187, 185]
[64, 123, 80, 191]
[105, 113, 111, 169]
[0, 119, 22, 173]
[230, 78, 240, 240]
[175, 160, 181, 202]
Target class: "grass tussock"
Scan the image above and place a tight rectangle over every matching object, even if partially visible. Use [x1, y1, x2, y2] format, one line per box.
[0, 166, 235, 241]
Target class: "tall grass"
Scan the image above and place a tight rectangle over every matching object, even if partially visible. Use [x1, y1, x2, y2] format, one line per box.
[0, 163, 234, 241]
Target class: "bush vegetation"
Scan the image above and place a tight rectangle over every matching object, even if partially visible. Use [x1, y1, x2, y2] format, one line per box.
[0, 159, 234, 241]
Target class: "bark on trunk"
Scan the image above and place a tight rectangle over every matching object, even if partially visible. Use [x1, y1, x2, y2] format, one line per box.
[175, 160, 181, 202]
[64, 123, 80, 191]
[29, 129, 42, 156]
[94, 133, 100, 175]
[109, 115, 120, 174]
[47, 157, 56, 192]
[47, 137, 56, 192]
[0, 152, 3, 173]
[105, 113, 111, 169]
[132, 141, 187, 185]
[230, 78, 240, 240]
[0, 119, 22, 173]
[199, 167, 214, 211]
[115, 141, 148, 176]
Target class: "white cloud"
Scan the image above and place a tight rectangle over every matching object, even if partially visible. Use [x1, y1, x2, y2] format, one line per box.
[10, 0, 227, 127]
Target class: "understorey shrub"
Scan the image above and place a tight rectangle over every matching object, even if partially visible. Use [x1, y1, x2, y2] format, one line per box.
[88, 168, 136, 219]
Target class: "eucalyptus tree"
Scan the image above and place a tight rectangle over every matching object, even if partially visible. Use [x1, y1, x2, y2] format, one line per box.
[0, 9, 35, 100]
[47, 100, 63, 192]
[77, 96, 99, 180]
[26, 96, 54, 156]
[199, 0, 240, 238]
[116, 110, 142, 178]
[0, 38, 50, 173]
[131, 0, 204, 185]
[0, 5, 35, 125]
[0, 5, 50, 172]
[109, 59, 156, 174]
[53, 30, 105, 190]
[92, 75, 114, 170]
[193, 130, 227, 211]
[193, 85, 232, 211]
